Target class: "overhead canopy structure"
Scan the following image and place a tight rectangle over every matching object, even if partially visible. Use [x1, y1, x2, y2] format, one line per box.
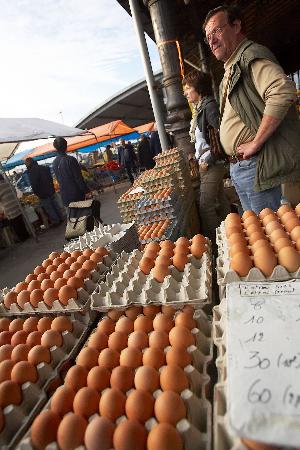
[0, 143, 20, 162]
[135, 122, 155, 133]
[26, 120, 139, 159]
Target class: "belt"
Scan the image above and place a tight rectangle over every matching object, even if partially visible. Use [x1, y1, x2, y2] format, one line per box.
[228, 152, 246, 164]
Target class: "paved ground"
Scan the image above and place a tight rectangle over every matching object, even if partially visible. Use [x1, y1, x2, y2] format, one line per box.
[0, 181, 131, 289]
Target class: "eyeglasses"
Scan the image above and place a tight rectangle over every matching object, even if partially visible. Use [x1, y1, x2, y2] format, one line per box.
[204, 23, 228, 44]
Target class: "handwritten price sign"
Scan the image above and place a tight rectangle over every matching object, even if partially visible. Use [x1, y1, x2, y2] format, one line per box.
[227, 281, 300, 447]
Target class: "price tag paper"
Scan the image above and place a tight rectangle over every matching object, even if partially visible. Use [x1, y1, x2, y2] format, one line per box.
[227, 281, 300, 447]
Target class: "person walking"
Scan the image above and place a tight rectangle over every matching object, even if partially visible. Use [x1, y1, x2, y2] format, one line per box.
[25, 158, 64, 226]
[203, 4, 300, 213]
[52, 137, 91, 207]
[137, 134, 155, 170]
[117, 139, 138, 184]
[183, 70, 230, 245]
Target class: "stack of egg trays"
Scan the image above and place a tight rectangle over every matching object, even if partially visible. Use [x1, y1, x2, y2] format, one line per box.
[0, 252, 116, 317]
[0, 314, 90, 450]
[212, 298, 252, 450]
[64, 223, 139, 256]
[139, 218, 178, 245]
[216, 222, 300, 300]
[17, 308, 213, 450]
[91, 248, 212, 312]
[140, 171, 178, 190]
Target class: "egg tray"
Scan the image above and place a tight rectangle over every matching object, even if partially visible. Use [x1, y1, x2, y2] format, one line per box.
[90, 249, 212, 312]
[64, 223, 139, 256]
[17, 309, 213, 450]
[216, 224, 300, 300]
[136, 192, 179, 211]
[0, 255, 115, 317]
[136, 210, 179, 227]
[138, 219, 178, 245]
[0, 316, 90, 450]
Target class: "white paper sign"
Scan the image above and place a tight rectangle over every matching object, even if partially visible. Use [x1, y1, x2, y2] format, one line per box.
[227, 281, 300, 447]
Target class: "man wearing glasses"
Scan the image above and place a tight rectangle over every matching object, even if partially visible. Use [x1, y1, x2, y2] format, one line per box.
[203, 5, 300, 214]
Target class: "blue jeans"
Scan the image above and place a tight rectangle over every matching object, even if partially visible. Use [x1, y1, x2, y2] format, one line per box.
[230, 156, 282, 214]
[41, 194, 64, 225]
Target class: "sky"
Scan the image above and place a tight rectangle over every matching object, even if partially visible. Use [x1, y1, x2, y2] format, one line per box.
[0, 0, 161, 150]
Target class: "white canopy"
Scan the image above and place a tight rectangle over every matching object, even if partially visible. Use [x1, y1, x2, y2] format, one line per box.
[0, 118, 85, 161]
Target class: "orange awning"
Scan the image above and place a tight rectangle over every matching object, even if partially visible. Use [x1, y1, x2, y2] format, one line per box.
[135, 122, 155, 133]
[26, 120, 136, 158]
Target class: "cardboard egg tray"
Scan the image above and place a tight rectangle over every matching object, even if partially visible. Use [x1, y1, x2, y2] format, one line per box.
[91, 248, 212, 312]
[216, 222, 300, 300]
[17, 308, 213, 450]
[64, 223, 139, 256]
[0, 254, 115, 317]
[138, 218, 178, 245]
[0, 315, 90, 450]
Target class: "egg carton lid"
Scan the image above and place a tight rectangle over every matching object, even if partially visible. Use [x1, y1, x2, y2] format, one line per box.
[0, 317, 90, 450]
[0, 256, 114, 317]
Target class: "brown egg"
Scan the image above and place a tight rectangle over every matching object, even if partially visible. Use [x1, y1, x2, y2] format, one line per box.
[45, 264, 57, 276]
[190, 241, 206, 259]
[0, 331, 13, 346]
[27, 280, 41, 292]
[0, 318, 10, 332]
[77, 347, 99, 370]
[154, 390, 186, 425]
[57, 413, 87, 450]
[41, 330, 63, 348]
[9, 318, 24, 333]
[262, 213, 277, 227]
[225, 225, 243, 238]
[90, 252, 103, 264]
[245, 223, 263, 237]
[108, 331, 128, 352]
[145, 242, 161, 253]
[166, 347, 192, 368]
[120, 347, 143, 369]
[228, 232, 247, 247]
[143, 347, 165, 369]
[172, 253, 188, 272]
[253, 247, 277, 277]
[16, 290, 30, 309]
[134, 365, 160, 393]
[134, 315, 153, 333]
[82, 260, 97, 272]
[139, 257, 155, 275]
[242, 210, 256, 221]
[43, 288, 59, 306]
[37, 272, 50, 282]
[71, 250, 82, 259]
[3, 291, 18, 309]
[250, 238, 271, 253]
[264, 220, 283, 236]
[42, 258, 53, 269]
[115, 316, 134, 335]
[85, 416, 115, 450]
[160, 365, 189, 393]
[29, 289, 43, 307]
[95, 247, 109, 257]
[26, 331, 42, 346]
[169, 326, 195, 349]
[229, 242, 250, 258]
[0, 380, 22, 407]
[230, 252, 253, 277]
[51, 316, 73, 333]
[62, 269, 76, 280]
[0, 344, 13, 362]
[0, 360, 14, 382]
[259, 208, 274, 220]
[128, 330, 148, 350]
[149, 330, 169, 349]
[82, 248, 93, 258]
[87, 331, 108, 351]
[248, 232, 267, 246]
[281, 210, 297, 225]
[147, 423, 183, 450]
[273, 237, 293, 253]
[143, 305, 161, 319]
[125, 389, 154, 422]
[241, 438, 280, 450]
[191, 234, 206, 247]
[99, 388, 126, 421]
[290, 225, 300, 242]
[70, 261, 81, 272]
[11, 361, 38, 384]
[73, 386, 101, 418]
[49, 271, 61, 282]
[23, 317, 39, 333]
[25, 273, 37, 283]
[125, 306, 143, 321]
[65, 365, 88, 392]
[53, 257, 64, 267]
[107, 309, 124, 322]
[278, 246, 300, 272]
[34, 265, 46, 276]
[176, 236, 190, 247]
[15, 281, 28, 293]
[98, 348, 120, 370]
[243, 216, 261, 229]
[75, 268, 90, 280]
[97, 317, 115, 335]
[31, 410, 61, 450]
[11, 330, 28, 346]
[87, 366, 111, 392]
[57, 263, 69, 274]
[155, 254, 172, 266]
[269, 228, 288, 243]
[152, 264, 170, 283]
[28, 345, 51, 365]
[53, 278, 67, 290]
[160, 240, 175, 250]
[67, 276, 84, 289]
[284, 218, 300, 233]
[37, 317, 52, 333]
[65, 256, 76, 266]
[153, 314, 174, 333]
[113, 419, 147, 450]
[49, 251, 61, 260]
[110, 366, 135, 393]
[161, 305, 176, 317]
[58, 285, 77, 305]
[225, 213, 241, 226]
[144, 249, 158, 260]
[158, 246, 174, 259]
[50, 385, 76, 416]
[11, 344, 30, 362]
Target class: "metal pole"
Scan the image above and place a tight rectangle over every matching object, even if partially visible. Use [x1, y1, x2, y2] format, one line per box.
[128, 0, 169, 151]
